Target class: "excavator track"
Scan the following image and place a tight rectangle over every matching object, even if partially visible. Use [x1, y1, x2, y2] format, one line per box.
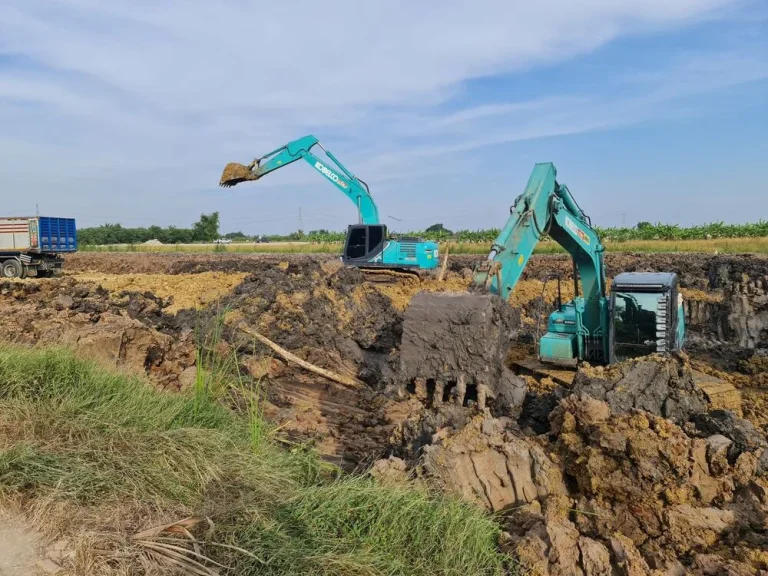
[511, 357, 576, 386]
[361, 268, 424, 285]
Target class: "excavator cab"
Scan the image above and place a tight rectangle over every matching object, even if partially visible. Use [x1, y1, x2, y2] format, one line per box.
[343, 224, 387, 263]
[608, 272, 685, 363]
[342, 224, 439, 270]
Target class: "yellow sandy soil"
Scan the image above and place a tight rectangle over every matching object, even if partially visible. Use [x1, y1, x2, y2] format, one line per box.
[372, 276, 471, 311]
[72, 272, 248, 313]
[680, 288, 725, 303]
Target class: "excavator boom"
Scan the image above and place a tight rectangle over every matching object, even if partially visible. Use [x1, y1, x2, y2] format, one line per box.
[219, 135, 379, 224]
[473, 163, 604, 299]
[218, 135, 440, 272]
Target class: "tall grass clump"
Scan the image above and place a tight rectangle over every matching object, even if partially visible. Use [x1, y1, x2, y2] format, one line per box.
[0, 346, 508, 575]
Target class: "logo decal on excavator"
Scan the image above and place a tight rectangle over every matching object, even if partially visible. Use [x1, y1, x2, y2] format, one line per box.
[314, 161, 348, 189]
[565, 216, 590, 245]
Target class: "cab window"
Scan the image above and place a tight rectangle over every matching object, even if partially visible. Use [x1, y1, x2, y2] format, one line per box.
[613, 291, 662, 361]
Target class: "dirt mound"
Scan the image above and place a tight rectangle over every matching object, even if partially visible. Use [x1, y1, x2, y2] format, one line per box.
[224, 263, 400, 365]
[543, 395, 768, 574]
[64, 253, 339, 275]
[71, 271, 248, 313]
[507, 252, 768, 293]
[419, 414, 567, 511]
[0, 279, 195, 389]
[690, 410, 768, 459]
[571, 354, 708, 424]
[400, 393, 768, 575]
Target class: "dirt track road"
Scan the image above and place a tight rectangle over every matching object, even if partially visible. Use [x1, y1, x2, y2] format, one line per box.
[0, 513, 41, 576]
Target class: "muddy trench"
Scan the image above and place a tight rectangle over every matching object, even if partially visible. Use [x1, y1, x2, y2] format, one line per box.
[2, 251, 767, 575]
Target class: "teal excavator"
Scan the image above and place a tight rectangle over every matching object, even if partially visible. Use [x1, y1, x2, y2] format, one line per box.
[219, 135, 439, 272]
[402, 162, 687, 379]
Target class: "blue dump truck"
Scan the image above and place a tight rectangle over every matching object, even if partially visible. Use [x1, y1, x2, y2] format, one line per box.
[0, 217, 77, 278]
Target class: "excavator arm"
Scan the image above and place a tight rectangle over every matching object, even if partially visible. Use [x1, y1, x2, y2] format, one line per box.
[219, 134, 380, 225]
[474, 162, 606, 309]
[400, 162, 609, 402]
[471, 162, 608, 362]
[400, 162, 729, 408]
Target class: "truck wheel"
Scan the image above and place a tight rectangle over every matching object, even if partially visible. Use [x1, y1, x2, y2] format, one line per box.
[1, 259, 23, 278]
[20, 266, 28, 279]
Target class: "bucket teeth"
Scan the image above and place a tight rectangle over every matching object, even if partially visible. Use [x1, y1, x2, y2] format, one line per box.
[455, 374, 467, 406]
[402, 375, 490, 410]
[433, 380, 445, 407]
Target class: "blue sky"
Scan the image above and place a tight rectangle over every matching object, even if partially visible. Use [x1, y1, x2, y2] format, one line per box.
[0, 1, 766, 235]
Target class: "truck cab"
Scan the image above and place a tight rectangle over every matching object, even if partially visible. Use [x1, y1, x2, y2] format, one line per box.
[608, 272, 685, 363]
[342, 224, 439, 270]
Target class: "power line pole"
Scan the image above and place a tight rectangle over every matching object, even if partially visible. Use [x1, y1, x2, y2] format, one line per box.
[298, 207, 304, 232]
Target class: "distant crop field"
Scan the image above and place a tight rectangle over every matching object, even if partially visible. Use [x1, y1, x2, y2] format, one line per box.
[79, 236, 768, 254]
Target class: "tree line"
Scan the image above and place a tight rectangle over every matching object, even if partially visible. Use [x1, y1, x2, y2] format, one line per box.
[77, 213, 221, 245]
[77, 217, 768, 245]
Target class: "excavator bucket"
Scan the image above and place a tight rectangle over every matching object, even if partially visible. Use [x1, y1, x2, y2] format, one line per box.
[399, 291, 526, 410]
[219, 162, 259, 187]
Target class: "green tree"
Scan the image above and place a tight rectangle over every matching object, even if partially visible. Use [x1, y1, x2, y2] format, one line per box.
[192, 212, 220, 242]
[426, 223, 453, 235]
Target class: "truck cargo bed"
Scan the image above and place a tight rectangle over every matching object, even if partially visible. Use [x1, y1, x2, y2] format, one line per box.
[0, 217, 77, 253]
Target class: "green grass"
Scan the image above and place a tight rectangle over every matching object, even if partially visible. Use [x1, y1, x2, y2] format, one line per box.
[79, 236, 768, 255]
[443, 237, 768, 254]
[0, 346, 507, 575]
[79, 242, 344, 254]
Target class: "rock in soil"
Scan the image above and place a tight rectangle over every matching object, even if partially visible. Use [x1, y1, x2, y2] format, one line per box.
[571, 354, 707, 424]
[690, 410, 768, 459]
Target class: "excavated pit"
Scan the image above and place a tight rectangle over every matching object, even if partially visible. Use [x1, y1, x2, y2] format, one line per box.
[0, 251, 765, 573]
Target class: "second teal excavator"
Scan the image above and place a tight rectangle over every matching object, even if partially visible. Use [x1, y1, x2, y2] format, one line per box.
[219, 135, 439, 272]
[400, 162, 691, 389]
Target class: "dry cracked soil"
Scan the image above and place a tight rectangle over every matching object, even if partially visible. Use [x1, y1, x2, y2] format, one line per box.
[2, 251, 768, 575]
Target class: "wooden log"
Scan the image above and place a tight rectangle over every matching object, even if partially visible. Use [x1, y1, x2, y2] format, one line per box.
[437, 245, 450, 282]
[236, 322, 365, 389]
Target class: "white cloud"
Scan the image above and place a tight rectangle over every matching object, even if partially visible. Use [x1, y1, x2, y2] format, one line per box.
[0, 0, 762, 231]
[0, 0, 740, 113]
